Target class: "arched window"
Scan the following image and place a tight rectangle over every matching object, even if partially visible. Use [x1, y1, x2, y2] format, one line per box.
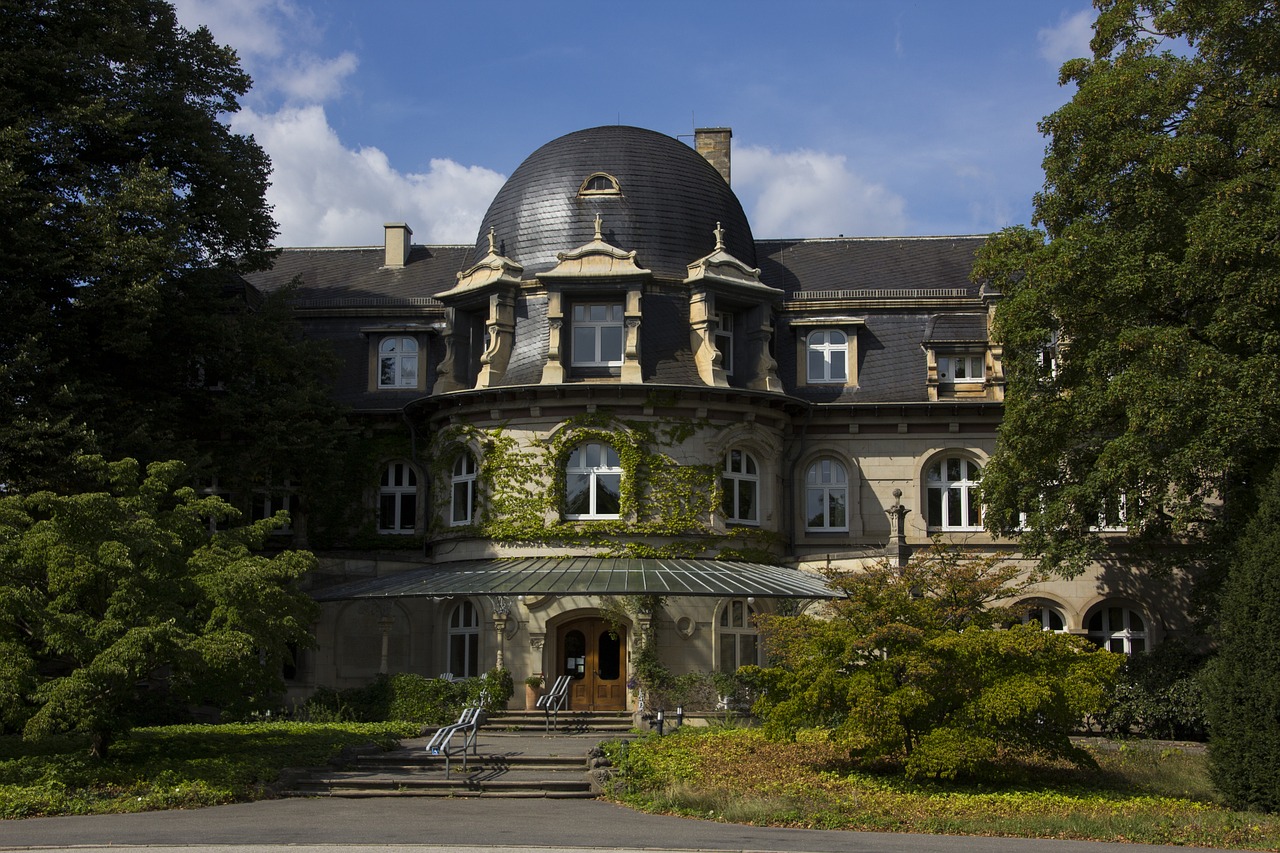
[564, 442, 622, 519]
[719, 598, 760, 672]
[926, 456, 982, 530]
[1087, 605, 1147, 654]
[805, 458, 848, 531]
[378, 336, 419, 388]
[450, 452, 478, 526]
[378, 462, 418, 533]
[722, 449, 759, 525]
[448, 601, 480, 677]
[578, 172, 621, 196]
[1023, 603, 1067, 633]
[806, 329, 848, 384]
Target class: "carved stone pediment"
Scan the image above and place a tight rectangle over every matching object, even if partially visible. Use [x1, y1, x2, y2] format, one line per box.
[685, 222, 782, 298]
[540, 214, 650, 280]
[439, 227, 524, 300]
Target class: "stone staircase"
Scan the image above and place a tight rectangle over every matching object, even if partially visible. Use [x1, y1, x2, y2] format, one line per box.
[280, 711, 633, 799]
[492, 709, 634, 734]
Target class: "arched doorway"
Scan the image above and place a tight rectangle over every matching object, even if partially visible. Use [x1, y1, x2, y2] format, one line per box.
[557, 617, 627, 711]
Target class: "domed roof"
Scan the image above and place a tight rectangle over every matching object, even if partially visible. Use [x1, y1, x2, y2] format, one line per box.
[471, 126, 755, 280]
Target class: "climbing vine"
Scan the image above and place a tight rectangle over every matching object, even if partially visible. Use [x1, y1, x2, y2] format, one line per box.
[599, 594, 670, 701]
[422, 412, 783, 560]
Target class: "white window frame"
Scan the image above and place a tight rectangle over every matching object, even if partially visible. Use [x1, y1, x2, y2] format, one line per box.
[1087, 605, 1147, 654]
[378, 336, 419, 389]
[937, 353, 985, 384]
[1023, 603, 1067, 633]
[450, 452, 478, 527]
[718, 598, 760, 672]
[448, 600, 480, 678]
[570, 303, 624, 367]
[199, 477, 233, 534]
[806, 329, 848, 384]
[1092, 494, 1129, 531]
[714, 311, 734, 376]
[378, 462, 418, 534]
[722, 449, 759, 525]
[926, 456, 983, 531]
[564, 442, 623, 520]
[805, 457, 849, 532]
[252, 477, 299, 534]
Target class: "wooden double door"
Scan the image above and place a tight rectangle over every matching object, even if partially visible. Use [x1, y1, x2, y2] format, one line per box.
[557, 617, 627, 711]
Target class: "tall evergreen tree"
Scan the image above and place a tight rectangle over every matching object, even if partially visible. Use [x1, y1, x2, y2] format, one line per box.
[973, 0, 1280, 576]
[1205, 465, 1280, 812]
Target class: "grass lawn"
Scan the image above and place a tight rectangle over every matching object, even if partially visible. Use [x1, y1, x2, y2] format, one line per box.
[0, 721, 417, 818]
[604, 727, 1280, 850]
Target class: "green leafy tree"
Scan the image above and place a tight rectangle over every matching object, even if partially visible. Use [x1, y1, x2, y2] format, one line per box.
[747, 543, 1121, 780]
[0, 0, 350, 505]
[0, 457, 318, 758]
[973, 0, 1280, 576]
[1204, 466, 1280, 812]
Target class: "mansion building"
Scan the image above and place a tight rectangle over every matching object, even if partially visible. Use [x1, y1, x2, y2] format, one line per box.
[245, 126, 1190, 711]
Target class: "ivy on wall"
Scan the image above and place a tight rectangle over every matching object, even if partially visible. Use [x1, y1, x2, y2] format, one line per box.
[424, 411, 782, 560]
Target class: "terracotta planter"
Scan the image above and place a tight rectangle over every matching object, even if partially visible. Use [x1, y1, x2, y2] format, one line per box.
[525, 684, 544, 711]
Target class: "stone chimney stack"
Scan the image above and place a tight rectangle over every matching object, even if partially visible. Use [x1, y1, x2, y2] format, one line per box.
[695, 127, 732, 185]
[383, 222, 413, 268]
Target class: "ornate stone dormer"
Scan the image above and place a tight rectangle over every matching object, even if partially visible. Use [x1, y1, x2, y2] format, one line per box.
[433, 228, 525, 393]
[443, 227, 525, 294]
[685, 223, 784, 392]
[539, 215, 649, 385]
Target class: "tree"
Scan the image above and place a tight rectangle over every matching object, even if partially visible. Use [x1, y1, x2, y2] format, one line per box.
[746, 544, 1121, 780]
[973, 0, 1280, 576]
[0, 457, 318, 758]
[1203, 465, 1280, 812]
[0, 0, 350, 505]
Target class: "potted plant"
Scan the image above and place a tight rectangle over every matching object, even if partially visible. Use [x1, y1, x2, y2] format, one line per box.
[524, 675, 544, 711]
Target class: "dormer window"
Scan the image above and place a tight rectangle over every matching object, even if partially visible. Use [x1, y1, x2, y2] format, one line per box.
[938, 354, 985, 385]
[578, 172, 621, 196]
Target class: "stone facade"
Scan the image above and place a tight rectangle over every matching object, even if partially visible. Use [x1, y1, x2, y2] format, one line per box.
[246, 125, 1194, 712]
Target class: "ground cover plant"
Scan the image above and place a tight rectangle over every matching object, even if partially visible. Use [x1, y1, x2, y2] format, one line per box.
[0, 721, 416, 818]
[605, 728, 1280, 849]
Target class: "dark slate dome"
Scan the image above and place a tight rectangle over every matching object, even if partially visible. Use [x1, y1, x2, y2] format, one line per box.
[472, 126, 755, 280]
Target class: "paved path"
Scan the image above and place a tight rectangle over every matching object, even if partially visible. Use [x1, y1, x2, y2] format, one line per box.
[0, 795, 1245, 853]
[0, 730, 1249, 853]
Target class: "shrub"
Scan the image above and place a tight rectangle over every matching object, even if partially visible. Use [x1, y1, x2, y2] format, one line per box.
[1091, 639, 1209, 741]
[296, 668, 514, 726]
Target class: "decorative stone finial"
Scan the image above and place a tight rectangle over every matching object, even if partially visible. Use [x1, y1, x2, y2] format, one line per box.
[713, 221, 725, 251]
[594, 213, 603, 241]
[487, 226, 497, 254]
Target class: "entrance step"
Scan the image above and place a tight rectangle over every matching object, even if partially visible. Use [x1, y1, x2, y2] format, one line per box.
[280, 731, 621, 800]
[490, 710, 633, 733]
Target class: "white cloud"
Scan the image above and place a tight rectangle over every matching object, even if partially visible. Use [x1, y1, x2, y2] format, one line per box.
[171, 0, 502, 247]
[233, 106, 504, 246]
[170, 0, 297, 62]
[269, 51, 359, 104]
[733, 146, 907, 238]
[1038, 9, 1094, 66]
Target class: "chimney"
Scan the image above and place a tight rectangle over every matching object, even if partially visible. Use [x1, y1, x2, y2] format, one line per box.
[383, 222, 413, 268]
[695, 127, 732, 185]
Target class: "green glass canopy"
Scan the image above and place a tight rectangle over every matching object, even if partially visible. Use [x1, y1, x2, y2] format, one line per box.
[311, 557, 835, 601]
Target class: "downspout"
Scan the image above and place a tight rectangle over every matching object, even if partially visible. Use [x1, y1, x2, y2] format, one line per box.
[785, 401, 813, 559]
[402, 405, 429, 559]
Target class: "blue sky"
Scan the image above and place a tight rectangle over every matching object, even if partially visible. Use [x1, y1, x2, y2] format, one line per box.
[171, 1, 1096, 248]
